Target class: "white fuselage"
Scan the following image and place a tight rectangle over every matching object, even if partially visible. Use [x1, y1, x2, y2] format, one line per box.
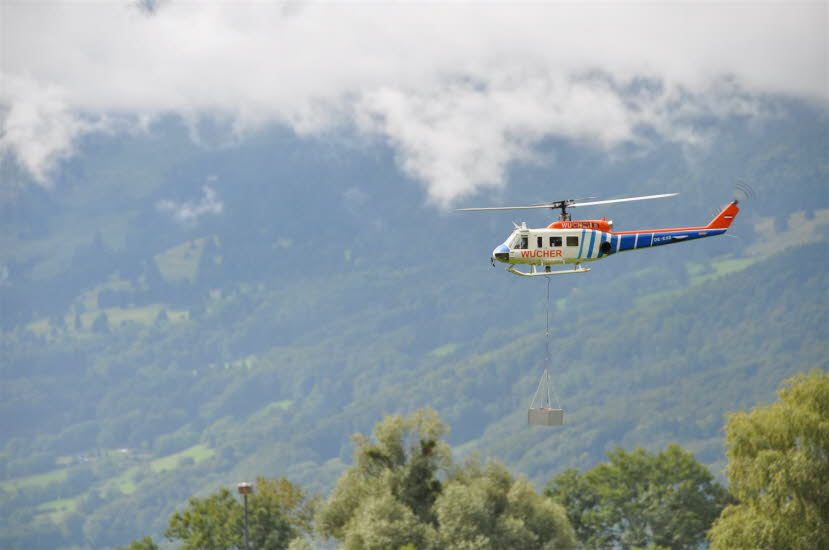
[498, 228, 609, 265]
[493, 225, 727, 266]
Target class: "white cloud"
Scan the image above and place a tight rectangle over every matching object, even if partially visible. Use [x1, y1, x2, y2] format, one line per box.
[357, 76, 636, 204]
[157, 186, 224, 224]
[0, 76, 106, 183]
[1, 1, 826, 201]
[357, 73, 772, 204]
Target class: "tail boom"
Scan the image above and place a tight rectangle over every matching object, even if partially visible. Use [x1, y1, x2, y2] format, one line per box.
[613, 200, 740, 236]
[607, 200, 740, 254]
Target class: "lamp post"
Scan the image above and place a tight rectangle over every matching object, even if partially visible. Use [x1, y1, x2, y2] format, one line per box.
[237, 482, 253, 550]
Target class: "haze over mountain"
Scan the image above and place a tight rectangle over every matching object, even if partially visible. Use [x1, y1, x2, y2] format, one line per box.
[1, 2, 827, 549]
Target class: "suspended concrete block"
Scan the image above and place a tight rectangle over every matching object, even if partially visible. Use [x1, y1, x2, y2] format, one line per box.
[528, 368, 563, 426]
[528, 407, 564, 426]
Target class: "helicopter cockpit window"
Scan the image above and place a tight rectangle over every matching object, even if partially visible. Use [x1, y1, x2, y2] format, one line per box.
[509, 234, 528, 249]
[513, 235, 528, 249]
[566, 236, 579, 246]
[550, 236, 562, 247]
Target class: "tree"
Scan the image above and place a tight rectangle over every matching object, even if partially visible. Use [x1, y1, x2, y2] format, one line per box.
[316, 409, 576, 550]
[339, 492, 438, 550]
[155, 308, 169, 325]
[316, 409, 450, 545]
[708, 369, 829, 550]
[545, 444, 729, 549]
[286, 538, 320, 550]
[165, 476, 315, 550]
[165, 487, 241, 550]
[249, 477, 318, 546]
[436, 458, 576, 550]
[117, 536, 160, 550]
[50, 314, 66, 332]
[91, 311, 110, 333]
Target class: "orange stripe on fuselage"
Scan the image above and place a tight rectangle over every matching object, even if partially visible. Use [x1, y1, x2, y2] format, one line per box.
[610, 201, 739, 235]
[612, 225, 708, 235]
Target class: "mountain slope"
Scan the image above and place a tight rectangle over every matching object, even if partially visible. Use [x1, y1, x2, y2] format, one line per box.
[1, 108, 827, 549]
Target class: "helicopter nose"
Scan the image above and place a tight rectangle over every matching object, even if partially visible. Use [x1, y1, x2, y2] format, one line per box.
[492, 244, 509, 263]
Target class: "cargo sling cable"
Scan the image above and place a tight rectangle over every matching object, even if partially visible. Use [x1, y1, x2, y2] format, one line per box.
[528, 278, 564, 425]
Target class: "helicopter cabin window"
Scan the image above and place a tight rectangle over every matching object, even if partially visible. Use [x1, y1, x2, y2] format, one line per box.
[550, 236, 562, 247]
[520, 236, 529, 249]
[566, 236, 579, 246]
[537, 236, 543, 248]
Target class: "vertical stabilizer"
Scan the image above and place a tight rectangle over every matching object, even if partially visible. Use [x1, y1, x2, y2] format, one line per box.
[707, 201, 740, 230]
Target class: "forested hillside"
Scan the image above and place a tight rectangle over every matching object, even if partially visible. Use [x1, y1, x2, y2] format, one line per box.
[1, 105, 827, 549]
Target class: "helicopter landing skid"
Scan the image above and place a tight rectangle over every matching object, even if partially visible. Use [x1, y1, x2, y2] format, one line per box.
[507, 264, 590, 277]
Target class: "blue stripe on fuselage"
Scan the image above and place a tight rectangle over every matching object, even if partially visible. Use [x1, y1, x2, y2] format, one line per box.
[620, 234, 636, 251]
[636, 233, 653, 249]
[578, 229, 585, 259]
[587, 230, 596, 258]
[597, 232, 613, 257]
[610, 228, 728, 254]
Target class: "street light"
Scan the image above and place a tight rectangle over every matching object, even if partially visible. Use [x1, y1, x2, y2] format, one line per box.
[237, 482, 254, 550]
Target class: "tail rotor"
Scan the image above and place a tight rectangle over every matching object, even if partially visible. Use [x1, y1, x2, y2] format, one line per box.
[733, 180, 756, 203]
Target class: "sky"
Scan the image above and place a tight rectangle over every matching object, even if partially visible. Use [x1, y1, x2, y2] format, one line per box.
[1, 1, 826, 204]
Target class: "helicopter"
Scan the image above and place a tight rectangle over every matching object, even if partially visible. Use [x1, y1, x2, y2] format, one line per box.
[458, 193, 740, 276]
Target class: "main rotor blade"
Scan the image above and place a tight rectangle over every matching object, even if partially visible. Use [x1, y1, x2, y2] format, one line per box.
[568, 193, 678, 208]
[456, 193, 677, 212]
[456, 205, 561, 211]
